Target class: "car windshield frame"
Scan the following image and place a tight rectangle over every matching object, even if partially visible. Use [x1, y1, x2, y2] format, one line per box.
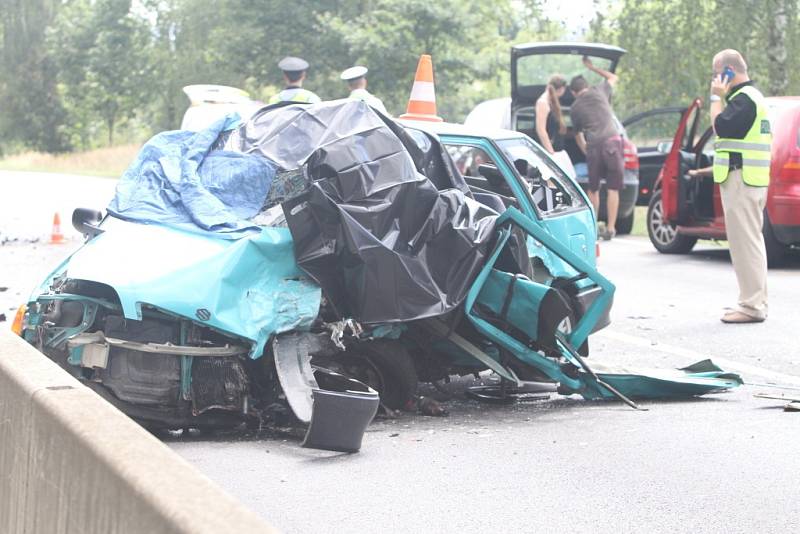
[495, 136, 588, 218]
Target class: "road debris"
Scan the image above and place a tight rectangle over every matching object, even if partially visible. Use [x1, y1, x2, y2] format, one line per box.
[754, 392, 800, 412]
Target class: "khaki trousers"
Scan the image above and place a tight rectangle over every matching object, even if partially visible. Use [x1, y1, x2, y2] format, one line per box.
[719, 168, 768, 319]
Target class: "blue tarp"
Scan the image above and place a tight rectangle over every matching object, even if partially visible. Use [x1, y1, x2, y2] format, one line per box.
[108, 114, 276, 239]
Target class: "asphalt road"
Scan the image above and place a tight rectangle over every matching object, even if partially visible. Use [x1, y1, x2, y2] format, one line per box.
[165, 238, 800, 534]
[0, 170, 117, 317]
[2, 171, 799, 533]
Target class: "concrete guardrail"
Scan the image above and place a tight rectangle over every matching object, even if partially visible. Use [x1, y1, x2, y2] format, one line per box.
[0, 330, 276, 534]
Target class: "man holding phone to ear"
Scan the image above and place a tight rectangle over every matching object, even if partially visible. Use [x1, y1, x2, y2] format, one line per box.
[710, 49, 772, 324]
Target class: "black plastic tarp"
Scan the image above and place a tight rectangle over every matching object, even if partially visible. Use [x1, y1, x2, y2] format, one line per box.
[227, 100, 499, 323]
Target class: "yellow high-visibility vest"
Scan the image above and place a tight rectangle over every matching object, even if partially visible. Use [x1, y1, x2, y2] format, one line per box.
[268, 88, 321, 105]
[713, 85, 772, 187]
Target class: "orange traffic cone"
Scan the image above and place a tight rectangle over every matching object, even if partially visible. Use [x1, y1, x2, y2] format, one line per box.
[50, 212, 65, 244]
[399, 54, 443, 122]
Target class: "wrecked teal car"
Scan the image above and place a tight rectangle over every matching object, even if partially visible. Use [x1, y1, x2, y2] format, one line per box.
[14, 101, 742, 453]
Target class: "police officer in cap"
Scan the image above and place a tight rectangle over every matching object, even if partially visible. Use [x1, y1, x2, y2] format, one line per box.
[269, 56, 321, 104]
[341, 65, 387, 114]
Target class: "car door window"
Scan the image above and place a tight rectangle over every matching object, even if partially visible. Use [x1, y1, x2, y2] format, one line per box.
[699, 130, 716, 167]
[446, 145, 496, 177]
[444, 143, 519, 212]
[624, 111, 683, 151]
[496, 137, 586, 216]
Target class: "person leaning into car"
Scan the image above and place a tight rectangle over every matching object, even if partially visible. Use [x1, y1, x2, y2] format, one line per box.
[708, 49, 771, 324]
[569, 57, 624, 240]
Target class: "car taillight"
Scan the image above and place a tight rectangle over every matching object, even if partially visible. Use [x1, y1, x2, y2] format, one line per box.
[780, 154, 800, 181]
[623, 140, 639, 170]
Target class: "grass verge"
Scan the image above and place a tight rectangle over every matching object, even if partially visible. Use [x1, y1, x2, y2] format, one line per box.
[632, 206, 648, 237]
[0, 144, 140, 177]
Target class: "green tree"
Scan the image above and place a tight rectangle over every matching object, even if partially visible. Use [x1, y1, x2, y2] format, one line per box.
[0, 0, 70, 153]
[143, 0, 244, 131]
[590, 0, 799, 116]
[206, 0, 552, 121]
[49, 0, 154, 146]
[321, 0, 518, 119]
[3, 0, 565, 152]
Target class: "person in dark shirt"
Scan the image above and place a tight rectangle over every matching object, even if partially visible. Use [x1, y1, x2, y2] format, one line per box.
[570, 56, 623, 240]
[709, 49, 771, 323]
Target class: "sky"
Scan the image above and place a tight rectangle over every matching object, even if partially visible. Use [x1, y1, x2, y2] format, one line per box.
[540, 0, 612, 38]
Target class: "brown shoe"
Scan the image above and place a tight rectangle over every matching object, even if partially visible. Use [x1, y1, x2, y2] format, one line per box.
[721, 310, 765, 324]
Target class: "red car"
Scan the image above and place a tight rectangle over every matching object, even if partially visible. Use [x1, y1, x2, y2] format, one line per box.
[646, 96, 800, 265]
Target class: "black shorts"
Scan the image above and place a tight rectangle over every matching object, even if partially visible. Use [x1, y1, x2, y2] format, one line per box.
[587, 135, 624, 192]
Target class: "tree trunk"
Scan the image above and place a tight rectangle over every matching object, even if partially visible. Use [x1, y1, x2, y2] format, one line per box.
[766, 0, 789, 96]
[107, 115, 115, 146]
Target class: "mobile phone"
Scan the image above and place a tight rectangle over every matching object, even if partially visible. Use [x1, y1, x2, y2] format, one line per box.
[721, 66, 735, 83]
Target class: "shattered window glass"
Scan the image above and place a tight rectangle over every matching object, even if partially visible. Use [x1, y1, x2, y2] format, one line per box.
[497, 137, 586, 215]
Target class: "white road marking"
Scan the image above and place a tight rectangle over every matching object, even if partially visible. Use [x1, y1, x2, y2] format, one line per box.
[596, 329, 800, 385]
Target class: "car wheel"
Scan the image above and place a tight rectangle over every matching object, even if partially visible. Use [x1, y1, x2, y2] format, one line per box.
[763, 211, 789, 267]
[318, 340, 418, 411]
[615, 211, 634, 235]
[647, 190, 697, 253]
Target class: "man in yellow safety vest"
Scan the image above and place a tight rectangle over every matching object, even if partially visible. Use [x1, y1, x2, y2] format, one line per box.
[268, 57, 321, 105]
[340, 65, 387, 114]
[710, 49, 772, 323]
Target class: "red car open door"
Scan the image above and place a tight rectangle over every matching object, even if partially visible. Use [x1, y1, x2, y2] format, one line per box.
[661, 98, 702, 223]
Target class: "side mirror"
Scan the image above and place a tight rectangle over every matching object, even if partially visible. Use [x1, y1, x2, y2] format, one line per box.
[72, 208, 104, 239]
[656, 141, 673, 154]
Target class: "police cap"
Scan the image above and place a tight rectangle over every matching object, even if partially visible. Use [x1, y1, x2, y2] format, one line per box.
[278, 56, 309, 72]
[340, 65, 368, 81]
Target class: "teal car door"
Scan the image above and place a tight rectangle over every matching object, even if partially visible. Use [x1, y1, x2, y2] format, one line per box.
[443, 135, 596, 278]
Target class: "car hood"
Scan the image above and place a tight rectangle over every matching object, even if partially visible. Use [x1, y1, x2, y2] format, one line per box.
[31, 217, 321, 359]
[511, 42, 626, 109]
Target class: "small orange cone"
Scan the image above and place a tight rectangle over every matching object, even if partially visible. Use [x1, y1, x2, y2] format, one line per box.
[399, 54, 443, 122]
[50, 212, 65, 244]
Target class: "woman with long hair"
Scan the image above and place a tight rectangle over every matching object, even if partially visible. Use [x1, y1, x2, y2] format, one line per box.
[534, 74, 568, 154]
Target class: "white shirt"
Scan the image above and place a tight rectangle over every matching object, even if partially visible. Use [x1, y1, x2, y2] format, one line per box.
[348, 88, 387, 114]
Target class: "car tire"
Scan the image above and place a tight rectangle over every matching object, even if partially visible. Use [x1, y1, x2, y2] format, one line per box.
[616, 211, 634, 235]
[319, 340, 418, 411]
[647, 190, 697, 254]
[763, 210, 789, 267]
